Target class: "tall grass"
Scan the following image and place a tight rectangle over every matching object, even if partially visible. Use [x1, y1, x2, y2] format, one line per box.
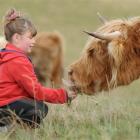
[0, 0, 140, 139]
[1, 82, 140, 140]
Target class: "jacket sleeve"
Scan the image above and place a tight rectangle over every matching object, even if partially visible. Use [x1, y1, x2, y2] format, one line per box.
[8, 56, 68, 104]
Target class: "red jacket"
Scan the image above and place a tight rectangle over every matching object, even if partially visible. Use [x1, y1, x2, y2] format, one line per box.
[0, 43, 68, 107]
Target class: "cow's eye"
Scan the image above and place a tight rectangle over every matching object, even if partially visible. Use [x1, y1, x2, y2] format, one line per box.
[88, 49, 95, 57]
[133, 47, 140, 55]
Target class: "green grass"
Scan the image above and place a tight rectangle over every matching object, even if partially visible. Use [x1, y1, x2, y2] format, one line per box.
[0, 0, 140, 139]
[1, 83, 140, 140]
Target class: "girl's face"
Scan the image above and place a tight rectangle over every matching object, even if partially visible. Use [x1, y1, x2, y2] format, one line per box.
[15, 31, 35, 53]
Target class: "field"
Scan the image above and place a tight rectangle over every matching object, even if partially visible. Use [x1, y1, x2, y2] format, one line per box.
[0, 0, 140, 139]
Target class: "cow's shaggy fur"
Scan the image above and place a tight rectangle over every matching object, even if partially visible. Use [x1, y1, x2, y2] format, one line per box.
[68, 17, 140, 95]
[30, 31, 64, 87]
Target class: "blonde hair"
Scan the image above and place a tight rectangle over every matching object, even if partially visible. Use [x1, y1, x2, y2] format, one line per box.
[3, 8, 37, 41]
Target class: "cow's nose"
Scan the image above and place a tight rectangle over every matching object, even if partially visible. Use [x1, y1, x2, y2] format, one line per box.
[68, 69, 73, 75]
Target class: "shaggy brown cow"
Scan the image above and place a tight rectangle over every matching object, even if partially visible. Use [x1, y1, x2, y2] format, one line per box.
[68, 17, 140, 95]
[29, 31, 64, 87]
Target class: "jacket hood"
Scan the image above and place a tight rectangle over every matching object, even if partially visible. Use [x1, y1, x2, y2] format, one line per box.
[0, 43, 27, 64]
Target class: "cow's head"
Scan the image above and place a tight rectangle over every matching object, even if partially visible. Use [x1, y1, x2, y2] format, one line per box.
[68, 17, 140, 95]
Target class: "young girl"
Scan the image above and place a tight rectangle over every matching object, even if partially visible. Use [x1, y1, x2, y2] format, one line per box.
[0, 8, 77, 128]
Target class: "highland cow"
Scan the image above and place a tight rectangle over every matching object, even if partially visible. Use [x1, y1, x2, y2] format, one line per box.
[30, 31, 64, 87]
[68, 17, 140, 95]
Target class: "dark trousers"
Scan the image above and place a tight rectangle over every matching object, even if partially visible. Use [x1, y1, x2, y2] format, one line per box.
[0, 98, 48, 128]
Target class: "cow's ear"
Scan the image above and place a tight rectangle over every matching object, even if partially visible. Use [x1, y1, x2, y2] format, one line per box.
[51, 32, 63, 45]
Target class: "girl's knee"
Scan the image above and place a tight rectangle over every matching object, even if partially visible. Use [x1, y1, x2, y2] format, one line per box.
[36, 101, 48, 118]
[41, 103, 48, 118]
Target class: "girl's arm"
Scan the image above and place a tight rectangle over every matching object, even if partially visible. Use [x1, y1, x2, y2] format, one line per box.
[8, 57, 68, 104]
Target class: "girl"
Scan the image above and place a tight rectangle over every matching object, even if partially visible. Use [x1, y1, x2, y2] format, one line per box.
[0, 8, 77, 129]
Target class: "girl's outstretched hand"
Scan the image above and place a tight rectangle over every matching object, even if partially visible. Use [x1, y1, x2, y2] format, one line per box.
[62, 79, 78, 106]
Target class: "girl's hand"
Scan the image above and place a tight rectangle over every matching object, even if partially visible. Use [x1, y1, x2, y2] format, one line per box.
[62, 79, 78, 106]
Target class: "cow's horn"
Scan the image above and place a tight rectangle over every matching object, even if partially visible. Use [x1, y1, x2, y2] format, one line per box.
[97, 12, 108, 24]
[83, 31, 122, 41]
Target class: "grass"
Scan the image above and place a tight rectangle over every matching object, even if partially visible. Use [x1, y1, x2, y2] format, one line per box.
[0, 0, 140, 139]
[0, 81, 140, 140]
